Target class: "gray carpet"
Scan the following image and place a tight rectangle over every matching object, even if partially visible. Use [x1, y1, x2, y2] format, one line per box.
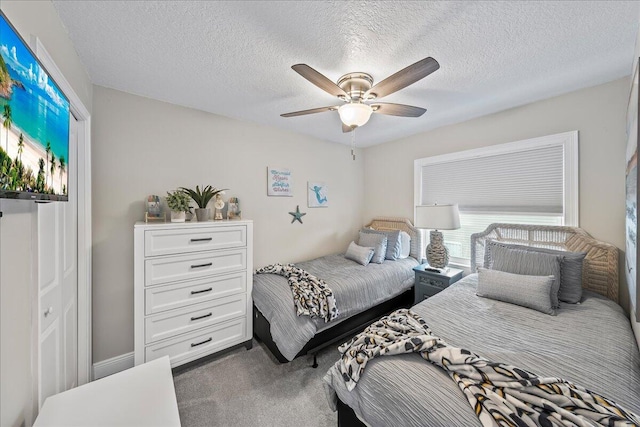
[173, 340, 339, 427]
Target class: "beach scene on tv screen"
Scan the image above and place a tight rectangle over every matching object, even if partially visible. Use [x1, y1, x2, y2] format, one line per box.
[0, 14, 70, 197]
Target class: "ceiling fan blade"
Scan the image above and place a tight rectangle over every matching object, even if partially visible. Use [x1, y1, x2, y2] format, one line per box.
[281, 106, 339, 117]
[365, 57, 439, 99]
[292, 64, 350, 99]
[342, 123, 354, 133]
[371, 103, 426, 117]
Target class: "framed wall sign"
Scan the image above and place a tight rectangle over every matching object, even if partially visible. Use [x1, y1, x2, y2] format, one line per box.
[308, 181, 328, 207]
[267, 167, 293, 196]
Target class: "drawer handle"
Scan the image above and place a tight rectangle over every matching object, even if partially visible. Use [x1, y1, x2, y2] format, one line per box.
[191, 262, 213, 269]
[190, 237, 213, 242]
[190, 312, 213, 321]
[190, 337, 212, 348]
[190, 287, 213, 295]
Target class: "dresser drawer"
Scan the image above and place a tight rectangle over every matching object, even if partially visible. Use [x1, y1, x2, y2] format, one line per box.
[145, 273, 246, 315]
[145, 249, 246, 287]
[145, 294, 246, 344]
[145, 226, 246, 257]
[145, 318, 246, 365]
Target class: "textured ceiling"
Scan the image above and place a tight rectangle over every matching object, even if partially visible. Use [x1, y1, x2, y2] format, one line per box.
[52, 1, 639, 147]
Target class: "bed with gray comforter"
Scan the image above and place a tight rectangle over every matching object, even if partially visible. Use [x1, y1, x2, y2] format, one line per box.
[323, 274, 640, 426]
[253, 253, 419, 361]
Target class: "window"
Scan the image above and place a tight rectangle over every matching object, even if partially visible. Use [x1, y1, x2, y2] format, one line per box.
[414, 131, 578, 266]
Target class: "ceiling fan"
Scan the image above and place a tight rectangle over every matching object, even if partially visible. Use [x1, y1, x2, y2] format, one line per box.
[281, 57, 439, 132]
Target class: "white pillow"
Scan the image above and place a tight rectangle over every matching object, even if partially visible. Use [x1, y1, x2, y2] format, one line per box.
[398, 231, 411, 259]
[345, 241, 375, 266]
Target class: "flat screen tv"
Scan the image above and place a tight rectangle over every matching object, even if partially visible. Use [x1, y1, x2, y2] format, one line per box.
[0, 10, 70, 201]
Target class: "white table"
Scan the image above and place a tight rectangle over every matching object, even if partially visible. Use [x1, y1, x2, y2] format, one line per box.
[34, 356, 181, 427]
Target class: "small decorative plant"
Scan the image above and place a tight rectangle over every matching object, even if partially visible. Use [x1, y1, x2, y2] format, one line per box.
[166, 190, 191, 213]
[180, 185, 227, 209]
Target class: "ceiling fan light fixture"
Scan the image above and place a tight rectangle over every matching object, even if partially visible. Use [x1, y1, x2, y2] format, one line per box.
[338, 103, 373, 128]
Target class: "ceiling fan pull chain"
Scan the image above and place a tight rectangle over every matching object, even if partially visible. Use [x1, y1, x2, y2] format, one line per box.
[351, 127, 356, 161]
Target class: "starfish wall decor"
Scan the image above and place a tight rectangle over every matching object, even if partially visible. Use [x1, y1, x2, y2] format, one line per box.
[289, 205, 306, 224]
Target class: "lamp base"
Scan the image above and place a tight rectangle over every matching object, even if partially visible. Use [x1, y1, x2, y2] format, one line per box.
[426, 230, 449, 269]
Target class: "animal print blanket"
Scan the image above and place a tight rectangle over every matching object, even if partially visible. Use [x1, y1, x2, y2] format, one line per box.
[255, 263, 338, 323]
[337, 309, 640, 427]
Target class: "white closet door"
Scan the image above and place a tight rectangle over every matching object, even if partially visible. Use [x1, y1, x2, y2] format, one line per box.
[38, 116, 78, 406]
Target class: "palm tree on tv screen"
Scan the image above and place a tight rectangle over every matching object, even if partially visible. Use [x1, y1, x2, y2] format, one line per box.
[58, 155, 65, 193]
[2, 104, 11, 153]
[50, 152, 56, 193]
[17, 133, 23, 162]
[37, 157, 45, 192]
[45, 141, 51, 187]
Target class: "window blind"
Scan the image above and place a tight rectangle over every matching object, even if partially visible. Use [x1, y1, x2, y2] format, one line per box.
[420, 145, 564, 213]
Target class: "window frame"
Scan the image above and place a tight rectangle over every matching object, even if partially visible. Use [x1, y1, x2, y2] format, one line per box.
[413, 131, 579, 266]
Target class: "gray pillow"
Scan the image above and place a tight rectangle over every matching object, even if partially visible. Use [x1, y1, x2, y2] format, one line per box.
[484, 240, 586, 303]
[345, 241, 375, 266]
[477, 268, 556, 315]
[490, 244, 563, 309]
[360, 228, 401, 260]
[358, 231, 388, 264]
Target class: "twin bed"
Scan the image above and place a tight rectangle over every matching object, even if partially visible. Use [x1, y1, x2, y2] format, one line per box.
[252, 217, 423, 364]
[252, 220, 640, 426]
[324, 223, 640, 426]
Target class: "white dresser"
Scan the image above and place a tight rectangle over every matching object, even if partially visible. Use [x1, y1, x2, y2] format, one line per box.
[134, 220, 253, 368]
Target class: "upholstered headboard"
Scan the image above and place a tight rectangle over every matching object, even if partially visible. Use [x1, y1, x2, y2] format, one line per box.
[365, 217, 423, 261]
[470, 223, 619, 302]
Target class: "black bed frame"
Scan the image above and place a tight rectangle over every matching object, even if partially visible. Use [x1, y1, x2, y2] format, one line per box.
[337, 398, 366, 427]
[253, 287, 414, 367]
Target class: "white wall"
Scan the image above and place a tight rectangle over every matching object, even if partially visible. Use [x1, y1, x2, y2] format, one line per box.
[0, 2, 92, 426]
[91, 86, 364, 363]
[0, 201, 36, 427]
[362, 78, 636, 321]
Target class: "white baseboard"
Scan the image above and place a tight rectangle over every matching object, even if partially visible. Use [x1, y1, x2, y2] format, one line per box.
[93, 352, 135, 380]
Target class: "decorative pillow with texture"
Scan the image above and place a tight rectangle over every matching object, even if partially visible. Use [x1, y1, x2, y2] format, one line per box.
[490, 244, 563, 309]
[358, 231, 388, 264]
[345, 241, 375, 266]
[476, 268, 556, 315]
[484, 240, 586, 303]
[360, 228, 401, 260]
[398, 231, 411, 259]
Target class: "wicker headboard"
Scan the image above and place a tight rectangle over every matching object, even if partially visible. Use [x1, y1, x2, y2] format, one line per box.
[365, 217, 423, 261]
[470, 223, 619, 302]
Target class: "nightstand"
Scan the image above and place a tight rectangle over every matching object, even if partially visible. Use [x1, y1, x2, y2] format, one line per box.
[413, 265, 463, 304]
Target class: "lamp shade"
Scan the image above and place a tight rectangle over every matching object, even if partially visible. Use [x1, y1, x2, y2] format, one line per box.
[338, 103, 373, 127]
[415, 204, 460, 230]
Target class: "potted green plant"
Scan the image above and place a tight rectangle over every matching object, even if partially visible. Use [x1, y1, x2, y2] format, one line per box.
[165, 190, 192, 222]
[180, 185, 227, 222]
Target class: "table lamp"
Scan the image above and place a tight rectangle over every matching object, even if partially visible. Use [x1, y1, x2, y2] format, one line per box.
[415, 204, 460, 270]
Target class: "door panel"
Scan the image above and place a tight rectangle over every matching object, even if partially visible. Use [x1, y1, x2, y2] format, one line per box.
[64, 299, 77, 390]
[38, 205, 58, 293]
[39, 320, 60, 406]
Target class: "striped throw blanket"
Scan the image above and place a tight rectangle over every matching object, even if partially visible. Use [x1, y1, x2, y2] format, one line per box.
[255, 263, 338, 323]
[337, 309, 640, 427]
